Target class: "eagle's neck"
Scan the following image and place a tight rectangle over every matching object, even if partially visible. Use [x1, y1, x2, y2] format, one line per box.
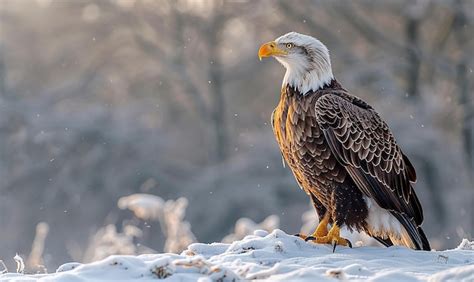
[278, 52, 334, 95]
[282, 66, 333, 95]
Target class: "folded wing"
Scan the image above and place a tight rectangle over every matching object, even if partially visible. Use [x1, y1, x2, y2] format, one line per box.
[315, 93, 428, 249]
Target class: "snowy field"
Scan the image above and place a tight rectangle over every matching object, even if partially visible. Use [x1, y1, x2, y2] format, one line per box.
[1, 229, 473, 281]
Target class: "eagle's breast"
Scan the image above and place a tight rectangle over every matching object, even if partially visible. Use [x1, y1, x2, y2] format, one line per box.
[272, 86, 346, 206]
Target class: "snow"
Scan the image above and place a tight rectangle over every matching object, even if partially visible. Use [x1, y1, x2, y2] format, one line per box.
[1, 230, 473, 281]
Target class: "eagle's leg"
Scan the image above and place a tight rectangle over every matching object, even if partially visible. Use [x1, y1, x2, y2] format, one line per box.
[313, 212, 330, 237]
[307, 224, 352, 251]
[295, 212, 329, 240]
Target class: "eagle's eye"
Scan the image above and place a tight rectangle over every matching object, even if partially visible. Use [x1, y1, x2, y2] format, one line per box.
[286, 43, 294, 49]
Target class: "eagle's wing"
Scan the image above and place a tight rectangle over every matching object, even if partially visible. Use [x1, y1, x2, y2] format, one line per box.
[315, 94, 423, 226]
[271, 109, 286, 168]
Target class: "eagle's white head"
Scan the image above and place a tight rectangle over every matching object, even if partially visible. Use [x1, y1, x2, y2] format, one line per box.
[258, 32, 334, 95]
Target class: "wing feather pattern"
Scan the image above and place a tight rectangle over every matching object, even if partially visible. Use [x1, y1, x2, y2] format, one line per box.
[315, 94, 429, 250]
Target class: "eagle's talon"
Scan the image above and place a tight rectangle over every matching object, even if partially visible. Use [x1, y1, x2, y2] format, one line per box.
[294, 233, 309, 240]
[345, 239, 353, 248]
[303, 224, 350, 251]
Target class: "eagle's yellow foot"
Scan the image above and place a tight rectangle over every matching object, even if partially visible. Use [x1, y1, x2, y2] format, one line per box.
[305, 224, 352, 252]
[295, 213, 329, 241]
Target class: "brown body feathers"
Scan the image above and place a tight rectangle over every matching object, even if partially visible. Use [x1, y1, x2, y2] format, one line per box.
[272, 80, 430, 250]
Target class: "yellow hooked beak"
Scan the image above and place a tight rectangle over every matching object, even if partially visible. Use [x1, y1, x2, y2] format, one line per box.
[258, 41, 287, 61]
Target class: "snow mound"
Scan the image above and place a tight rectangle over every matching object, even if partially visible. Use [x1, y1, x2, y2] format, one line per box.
[456, 239, 474, 251]
[2, 230, 473, 281]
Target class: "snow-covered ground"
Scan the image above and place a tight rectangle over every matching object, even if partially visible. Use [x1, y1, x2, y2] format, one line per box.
[1, 229, 473, 281]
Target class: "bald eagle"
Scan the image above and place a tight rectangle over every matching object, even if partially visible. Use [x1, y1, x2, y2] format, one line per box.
[258, 32, 430, 251]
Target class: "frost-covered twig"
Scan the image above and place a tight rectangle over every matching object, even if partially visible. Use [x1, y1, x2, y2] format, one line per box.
[14, 253, 25, 274]
[222, 215, 279, 243]
[162, 197, 196, 253]
[27, 222, 49, 271]
[82, 224, 148, 262]
[118, 194, 164, 221]
[118, 193, 197, 253]
[0, 260, 8, 274]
